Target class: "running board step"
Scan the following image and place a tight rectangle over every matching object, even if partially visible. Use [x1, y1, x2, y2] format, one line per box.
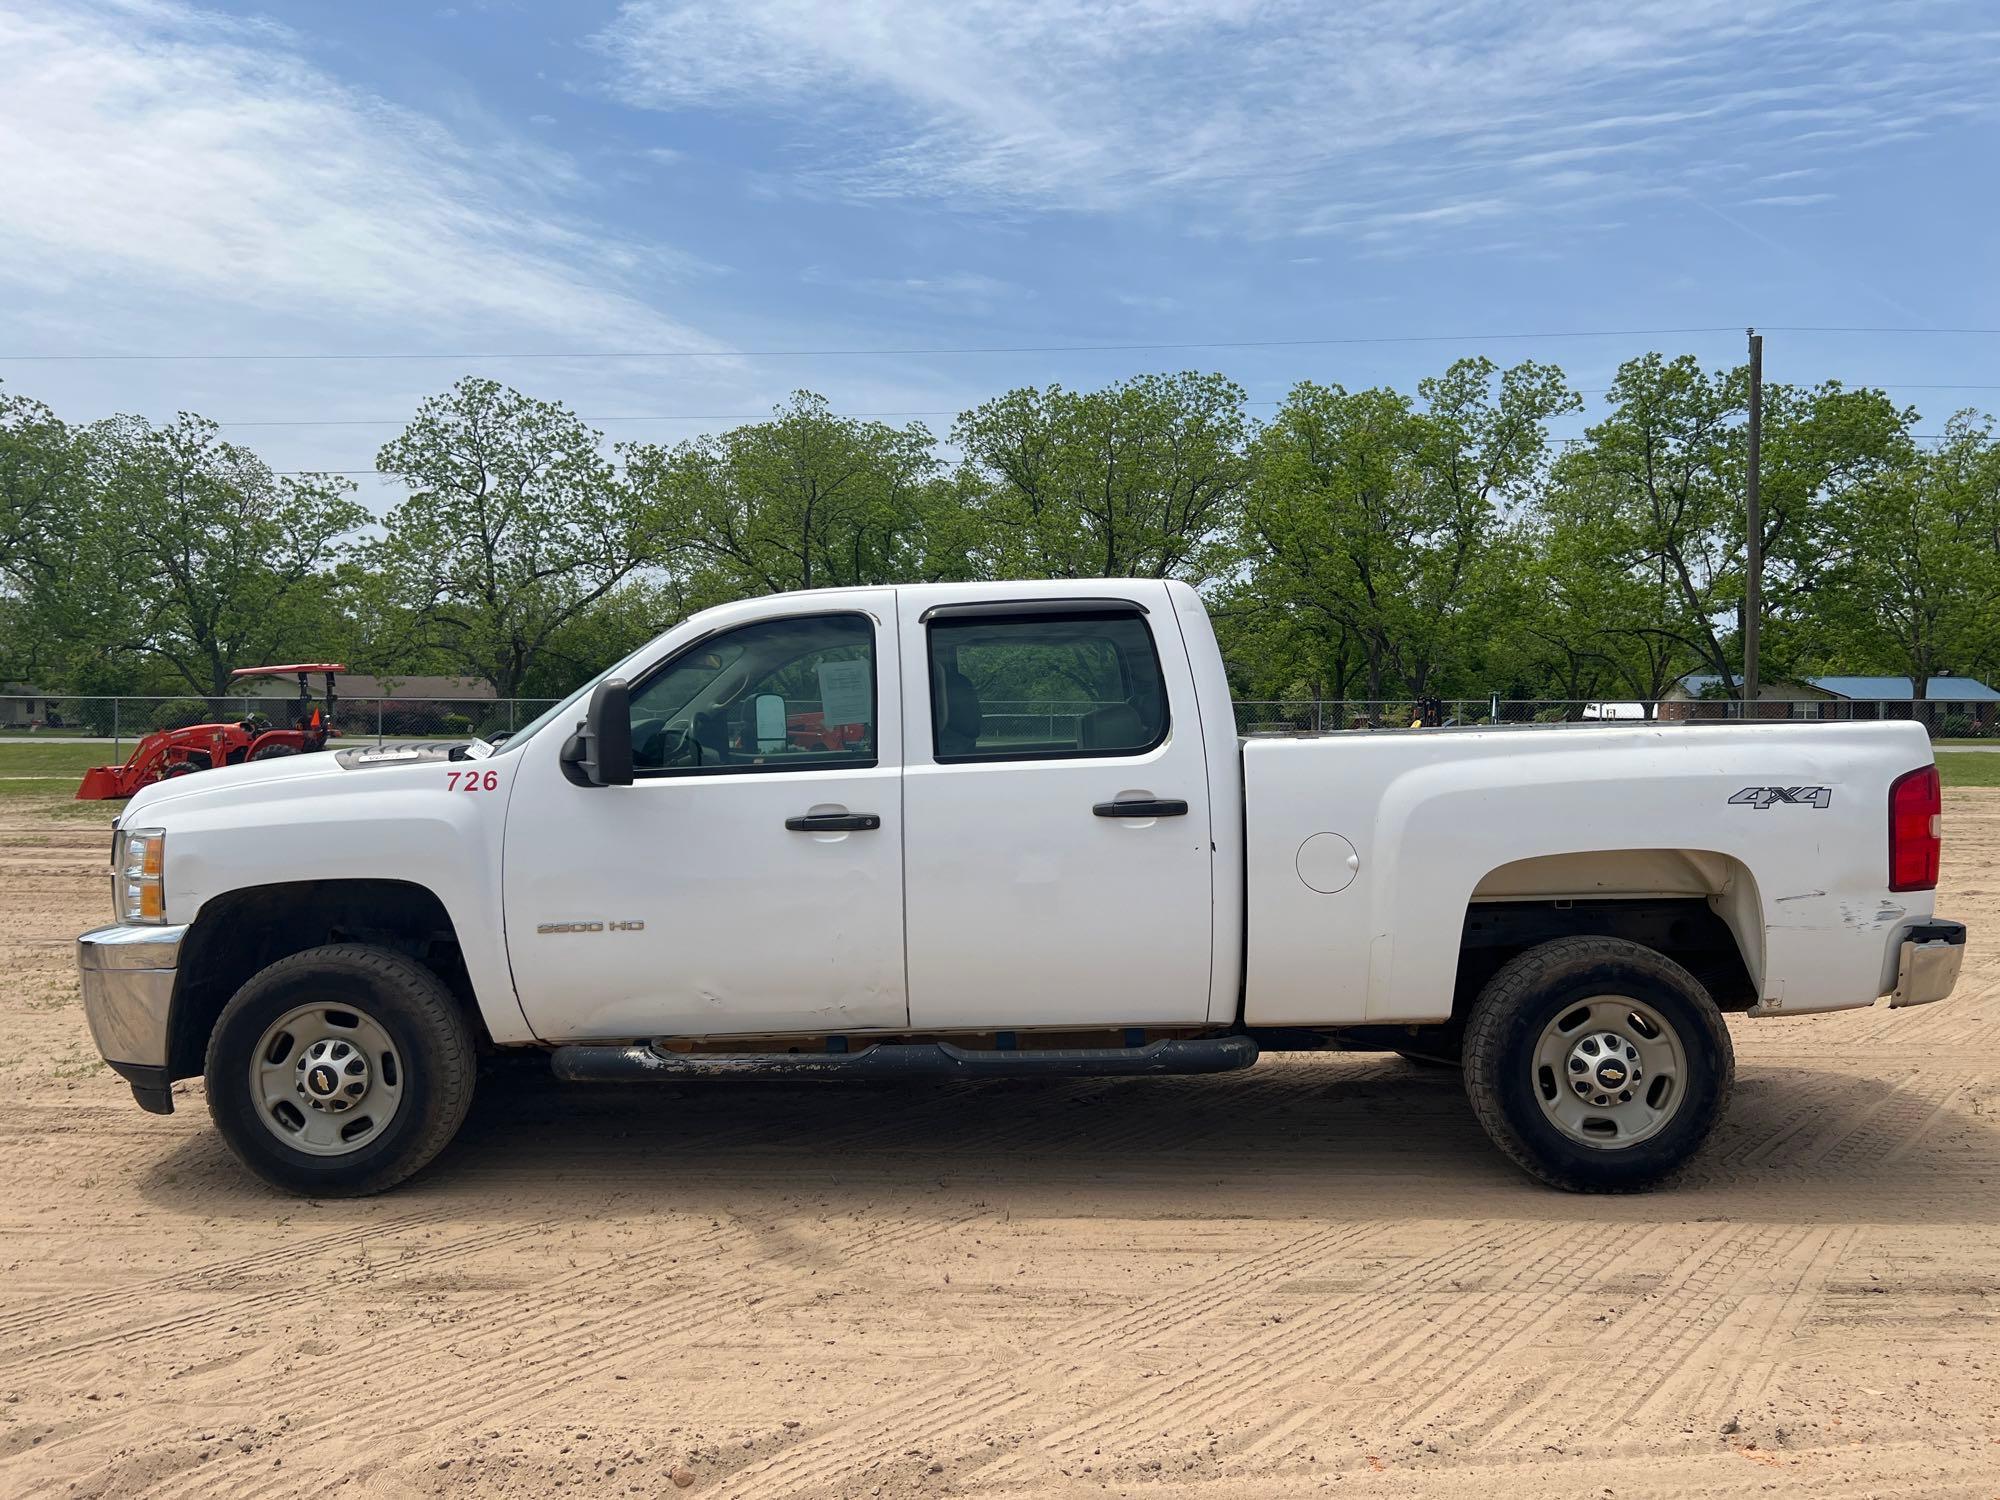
[550, 1035, 1259, 1082]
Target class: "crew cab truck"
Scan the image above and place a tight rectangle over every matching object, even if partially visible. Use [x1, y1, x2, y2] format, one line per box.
[77, 580, 1966, 1196]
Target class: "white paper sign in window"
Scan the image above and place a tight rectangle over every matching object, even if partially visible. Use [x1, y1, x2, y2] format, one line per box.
[816, 659, 872, 727]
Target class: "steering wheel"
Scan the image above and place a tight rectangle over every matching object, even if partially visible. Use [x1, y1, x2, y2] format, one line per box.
[646, 719, 734, 770]
[632, 716, 670, 768]
[690, 708, 735, 766]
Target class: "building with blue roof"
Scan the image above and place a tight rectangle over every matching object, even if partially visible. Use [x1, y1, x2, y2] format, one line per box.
[1663, 672, 1999, 728]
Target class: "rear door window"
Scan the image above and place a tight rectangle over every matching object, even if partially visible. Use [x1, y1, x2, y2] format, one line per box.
[925, 610, 1168, 762]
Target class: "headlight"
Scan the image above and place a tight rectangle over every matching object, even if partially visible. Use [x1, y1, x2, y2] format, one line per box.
[113, 827, 167, 923]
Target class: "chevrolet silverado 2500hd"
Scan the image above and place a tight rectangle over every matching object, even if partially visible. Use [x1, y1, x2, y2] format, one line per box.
[77, 579, 1965, 1195]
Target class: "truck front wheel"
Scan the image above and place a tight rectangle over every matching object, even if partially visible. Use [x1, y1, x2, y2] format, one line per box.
[205, 944, 476, 1196]
[1462, 936, 1732, 1192]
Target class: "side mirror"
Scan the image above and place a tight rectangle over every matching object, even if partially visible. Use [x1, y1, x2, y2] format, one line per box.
[560, 678, 633, 787]
[753, 692, 787, 753]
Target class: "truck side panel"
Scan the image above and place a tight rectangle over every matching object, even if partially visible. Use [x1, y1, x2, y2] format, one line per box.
[1241, 721, 1938, 1026]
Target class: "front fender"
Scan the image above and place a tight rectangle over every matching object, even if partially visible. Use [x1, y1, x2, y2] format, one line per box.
[145, 754, 532, 1043]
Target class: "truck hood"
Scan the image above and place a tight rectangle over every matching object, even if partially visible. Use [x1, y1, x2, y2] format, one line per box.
[119, 744, 453, 824]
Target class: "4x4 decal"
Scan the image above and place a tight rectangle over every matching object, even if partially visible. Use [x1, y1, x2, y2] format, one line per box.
[1729, 785, 1832, 810]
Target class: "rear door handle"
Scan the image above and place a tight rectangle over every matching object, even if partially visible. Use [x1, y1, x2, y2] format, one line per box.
[785, 812, 881, 832]
[1093, 798, 1189, 818]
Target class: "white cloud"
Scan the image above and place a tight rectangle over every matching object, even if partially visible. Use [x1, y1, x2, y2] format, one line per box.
[0, 0, 714, 351]
[800, 265, 1028, 308]
[594, 0, 1997, 241]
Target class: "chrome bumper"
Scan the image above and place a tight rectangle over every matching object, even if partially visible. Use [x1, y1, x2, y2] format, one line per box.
[1889, 920, 1966, 1009]
[78, 924, 187, 1112]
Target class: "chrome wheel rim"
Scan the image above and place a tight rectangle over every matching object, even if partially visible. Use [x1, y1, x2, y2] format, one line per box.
[1531, 996, 1687, 1149]
[249, 1002, 405, 1157]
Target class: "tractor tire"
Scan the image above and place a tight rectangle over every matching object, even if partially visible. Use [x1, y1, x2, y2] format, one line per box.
[1462, 936, 1732, 1193]
[205, 944, 476, 1197]
[248, 743, 298, 762]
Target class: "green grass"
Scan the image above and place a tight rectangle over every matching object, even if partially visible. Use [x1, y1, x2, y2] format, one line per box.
[0, 743, 118, 775]
[1936, 751, 2000, 789]
[0, 743, 116, 796]
[0, 743, 127, 799]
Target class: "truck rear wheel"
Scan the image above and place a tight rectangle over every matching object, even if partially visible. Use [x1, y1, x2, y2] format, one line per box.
[1462, 936, 1732, 1192]
[205, 944, 475, 1196]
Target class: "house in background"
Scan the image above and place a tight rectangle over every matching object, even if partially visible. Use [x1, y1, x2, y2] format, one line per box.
[1662, 673, 2000, 728]
[0, 684, 60, 729]
[1659, 674, 1833, 720]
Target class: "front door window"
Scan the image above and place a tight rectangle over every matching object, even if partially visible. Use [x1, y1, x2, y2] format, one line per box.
[629, 613, 876, 774]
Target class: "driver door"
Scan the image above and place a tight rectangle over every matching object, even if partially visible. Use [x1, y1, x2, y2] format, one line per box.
[502, 591, 907, 1041]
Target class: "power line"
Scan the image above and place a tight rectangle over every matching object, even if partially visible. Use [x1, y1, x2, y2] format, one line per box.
[5, 323, 1998, 364]
[0, 326, 1754, 362]
[1765, 326, 2000, 336]
[282, 431, 1965, 477]
[206, 382, 2000, 429]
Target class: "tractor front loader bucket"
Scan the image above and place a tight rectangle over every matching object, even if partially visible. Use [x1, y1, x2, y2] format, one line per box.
[76, 765, 133, 800]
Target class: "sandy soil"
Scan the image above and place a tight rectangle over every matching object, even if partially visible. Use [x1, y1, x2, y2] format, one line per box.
[0, 792, 1996, 1500]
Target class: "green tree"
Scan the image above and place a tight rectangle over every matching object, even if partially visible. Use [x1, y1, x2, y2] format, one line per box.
[1554, 354, 1912, 695]
[88, 413, 364, 696]
[371, 379, 659, 699]
[622, 392, 951, 600]
[1528, 461, 1706, 709]
[1240, 359, 1575, 701]
[1806, 412, 2000, 699]
[0, 385, 130, 688]
[951, 372, 1248, 583]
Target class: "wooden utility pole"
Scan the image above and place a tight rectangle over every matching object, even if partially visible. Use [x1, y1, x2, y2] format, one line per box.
[1743, 327, 1763, 709]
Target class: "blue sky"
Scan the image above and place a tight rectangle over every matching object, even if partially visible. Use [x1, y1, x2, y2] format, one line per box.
[2, 0, 1997, 509]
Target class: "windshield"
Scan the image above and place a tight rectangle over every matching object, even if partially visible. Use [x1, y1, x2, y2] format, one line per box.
[490, 620, 732, 755]
[490, 676, 599, 754]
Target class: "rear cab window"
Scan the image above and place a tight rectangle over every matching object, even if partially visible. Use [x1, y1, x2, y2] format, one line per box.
[924, 605, 1169, 763]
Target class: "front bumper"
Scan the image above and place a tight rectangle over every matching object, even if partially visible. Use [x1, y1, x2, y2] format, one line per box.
[77, 923, 188, 1114]
[1889, 919, 1966, 1009]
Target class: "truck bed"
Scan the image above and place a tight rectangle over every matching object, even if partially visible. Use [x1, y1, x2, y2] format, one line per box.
[1239, 720, 1939, 1027]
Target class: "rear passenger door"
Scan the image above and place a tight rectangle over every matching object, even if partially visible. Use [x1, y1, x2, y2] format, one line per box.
[899, 589, 1215, 1030]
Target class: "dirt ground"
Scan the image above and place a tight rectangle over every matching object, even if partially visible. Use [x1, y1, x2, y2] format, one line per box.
[0, 793, 1996, 1500]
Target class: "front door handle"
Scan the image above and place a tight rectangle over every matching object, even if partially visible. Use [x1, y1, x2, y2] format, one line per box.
[1093, 798, 1189, 818]
[785, 812, 881, 832]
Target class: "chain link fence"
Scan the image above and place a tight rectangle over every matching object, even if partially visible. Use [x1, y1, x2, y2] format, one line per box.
[3, 693, 1995, 756]
[0, 694, 560, 753]
[1231, 698, 2000, 737]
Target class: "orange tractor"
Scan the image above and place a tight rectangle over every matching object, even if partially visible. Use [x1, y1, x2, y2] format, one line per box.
[76, 665, 346, 800]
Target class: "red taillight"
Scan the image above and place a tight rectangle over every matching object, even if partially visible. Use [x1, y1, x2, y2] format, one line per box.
[1888, 764, 1941, 892]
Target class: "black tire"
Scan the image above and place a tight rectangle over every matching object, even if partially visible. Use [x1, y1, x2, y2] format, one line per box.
[1462, 936, 1733, 1192]
[205, 944, 476, 1196]
[248, 743, 298, 761]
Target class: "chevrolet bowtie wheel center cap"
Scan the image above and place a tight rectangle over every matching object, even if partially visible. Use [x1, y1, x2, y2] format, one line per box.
[296, 1037, 369, 1113]
[1567, 1031, 1642, 1107]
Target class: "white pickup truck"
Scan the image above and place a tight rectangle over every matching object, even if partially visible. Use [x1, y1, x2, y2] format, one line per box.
[78, 579, 1965, 1196]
